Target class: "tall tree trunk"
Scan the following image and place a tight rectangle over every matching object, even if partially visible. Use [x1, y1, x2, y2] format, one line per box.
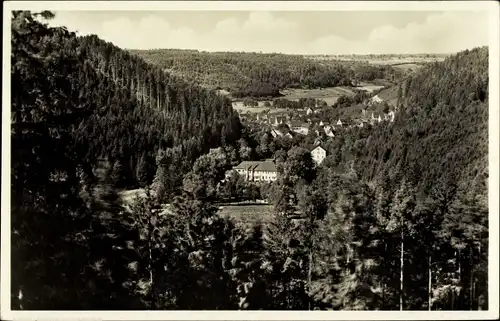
[307, 240, 313, 311]
[382, 243, 387, 309]
[458, 249, 462, 309]
[469, 248, 473, 310]
[400, 228, 404, 311]
[428, 256, 432, 311]
[149, 239, 154, 309]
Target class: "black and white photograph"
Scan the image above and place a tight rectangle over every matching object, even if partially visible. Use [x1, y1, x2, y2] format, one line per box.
[1, 1, 499, 319]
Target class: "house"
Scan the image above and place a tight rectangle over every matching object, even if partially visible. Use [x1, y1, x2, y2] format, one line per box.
[230, 159, 278, 183]
[370, 95, 383, 104]
[377, 115, 382, 123]
[306, 107, 314, 115]
[311, 145, 327, 165]
[324, 126, 335, 137]
[336, 119, 343, 126]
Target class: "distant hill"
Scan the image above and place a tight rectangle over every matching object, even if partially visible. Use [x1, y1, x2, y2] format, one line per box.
[306, 53, 449, 64]
[131, 49, 402, 99]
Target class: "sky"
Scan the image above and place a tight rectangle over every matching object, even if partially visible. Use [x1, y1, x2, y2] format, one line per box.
[48, 10, 489, 55]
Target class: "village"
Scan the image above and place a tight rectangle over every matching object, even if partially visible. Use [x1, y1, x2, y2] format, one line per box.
[225, 92, 397, 183]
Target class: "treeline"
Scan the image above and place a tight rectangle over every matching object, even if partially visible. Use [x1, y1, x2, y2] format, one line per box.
[132, 49, 400, 98]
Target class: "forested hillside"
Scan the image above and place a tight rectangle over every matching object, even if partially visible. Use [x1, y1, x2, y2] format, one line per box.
[132, 49, 401, 98]
[323, 46, 488, 194]
[13, 11, 242, 191]
[229, 47, 489, 311]
[11, 10, 241, 309]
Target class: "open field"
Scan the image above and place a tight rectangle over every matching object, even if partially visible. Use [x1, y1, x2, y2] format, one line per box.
[280, 86, 356, 105]
[306, 54, 447, 65]
[356, 82, 386, 93]
[391, 63, 424, 71]
[232, 103, 289, 114]
[218, 203, 275, 226]
[376, 85, 400, 107]
[233, 82, 387, 113]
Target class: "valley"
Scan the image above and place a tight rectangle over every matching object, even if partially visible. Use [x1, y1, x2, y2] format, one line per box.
[9, 9, 490, 313]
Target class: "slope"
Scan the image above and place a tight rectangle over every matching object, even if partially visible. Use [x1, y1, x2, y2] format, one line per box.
[323, 46, 488, 195]
[132, 49, 401, 99]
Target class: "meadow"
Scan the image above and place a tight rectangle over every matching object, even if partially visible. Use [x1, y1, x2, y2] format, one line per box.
[217, 203, 275, 226]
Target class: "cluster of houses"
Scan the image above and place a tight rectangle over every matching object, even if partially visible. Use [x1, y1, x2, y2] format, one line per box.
[226, 146, 328, 183]
[238, 94, 397, 145]
[250, 108, 395, 140]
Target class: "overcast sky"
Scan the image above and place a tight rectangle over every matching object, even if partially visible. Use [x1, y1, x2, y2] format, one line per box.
[48, 10, 489, 55]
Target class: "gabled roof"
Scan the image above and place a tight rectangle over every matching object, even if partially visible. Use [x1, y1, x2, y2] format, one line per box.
[312, 145, 327, 153]
[233, 161, 261, 170]
[255, 161, 277, 172]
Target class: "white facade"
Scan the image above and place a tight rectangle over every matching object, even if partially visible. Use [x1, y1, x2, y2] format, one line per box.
[253, 170, 278, 182]
[306, 108, 313, 115]
[311, 146, 327, 165]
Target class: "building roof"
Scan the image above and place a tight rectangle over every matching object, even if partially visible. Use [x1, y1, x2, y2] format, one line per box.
[312, 145, 327, 153]
[233, 161, 261, 170]
[255, 160, 277, 172]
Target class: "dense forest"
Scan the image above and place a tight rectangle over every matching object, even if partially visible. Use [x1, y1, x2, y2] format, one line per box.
[132, 49, 402, 98]
[10, 11, 488, 312]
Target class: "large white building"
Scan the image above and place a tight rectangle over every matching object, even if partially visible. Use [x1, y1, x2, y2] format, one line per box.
[311, 146, 327, 165]
[229, 159, 278, 183]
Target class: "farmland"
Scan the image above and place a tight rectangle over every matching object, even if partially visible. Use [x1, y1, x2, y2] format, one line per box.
[232, 82, 387, 113]
[231, 102, 288, 114]
[218, 203, 275, 226]
[307, 53, 448, 65]
[280, 86, 356, 105]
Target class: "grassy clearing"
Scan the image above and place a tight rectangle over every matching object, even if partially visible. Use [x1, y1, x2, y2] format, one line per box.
[377, 85, 400, 107]
[232, 103, 289, 114]
[233, 82, 389, 113]
[281, 86, 355, 103]
[218, 204, 275, 226]
[392, 63, 423, 71]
